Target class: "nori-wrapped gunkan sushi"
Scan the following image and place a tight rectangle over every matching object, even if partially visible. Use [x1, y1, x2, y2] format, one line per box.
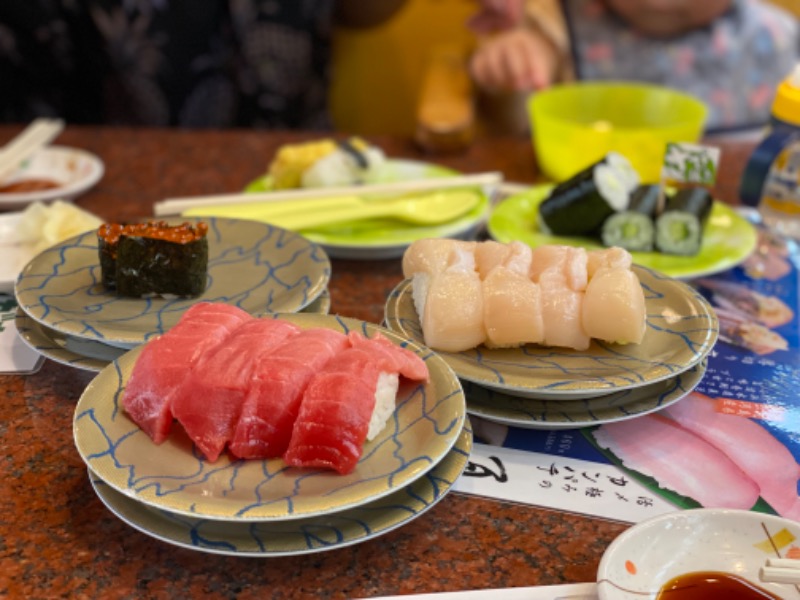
[601, 184, 661, 252]
[655, 187, 713, 256]
[538, 152, 639, 236]
[98, 221, 209, 297]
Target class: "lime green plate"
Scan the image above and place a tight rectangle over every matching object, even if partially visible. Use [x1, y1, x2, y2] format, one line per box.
[488, 185, 758, 279]
[245, 159, 491, 260]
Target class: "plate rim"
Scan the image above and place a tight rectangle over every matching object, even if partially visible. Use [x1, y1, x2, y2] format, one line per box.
[0, 145, 105, 207]
[384, 267, 719, 399]
[464, 360, 706, 430]
[87, 421, 472, 557]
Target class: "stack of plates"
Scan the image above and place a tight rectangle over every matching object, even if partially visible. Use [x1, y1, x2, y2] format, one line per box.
[14, 217, 332, 372]
[72, 313, 471, 556]
[384, 266, 718, 430]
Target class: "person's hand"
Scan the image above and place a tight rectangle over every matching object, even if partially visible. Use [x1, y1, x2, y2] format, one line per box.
[469, 28, 558, 92]
[605, 0, 733, 37]
[468, 0, 527, 33]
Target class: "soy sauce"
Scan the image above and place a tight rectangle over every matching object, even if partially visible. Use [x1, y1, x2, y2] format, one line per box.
[656, 571, 782, 599]
[0, 178, 60, 193]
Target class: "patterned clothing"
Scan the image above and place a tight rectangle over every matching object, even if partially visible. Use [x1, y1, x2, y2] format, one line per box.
[562, 0, 800, 131]
[0, 0, 334, 128]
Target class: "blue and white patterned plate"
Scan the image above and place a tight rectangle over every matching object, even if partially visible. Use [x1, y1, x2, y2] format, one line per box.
[14, 291, 332, 373]
[88, 421, 472, 556]
[15, 217, 330, 347]
[73, 313, 466, 521]
[384, 266, 718, 400]
[463, 360, 705, 429]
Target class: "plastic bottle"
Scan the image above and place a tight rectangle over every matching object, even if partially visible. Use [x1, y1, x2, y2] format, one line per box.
[740, 64, 800, 238]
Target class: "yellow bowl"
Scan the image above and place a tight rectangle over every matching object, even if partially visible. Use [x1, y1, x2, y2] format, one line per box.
[529, 82, 707, 183]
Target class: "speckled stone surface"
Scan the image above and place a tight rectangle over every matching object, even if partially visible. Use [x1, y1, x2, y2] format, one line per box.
[0, 126, 752, 599]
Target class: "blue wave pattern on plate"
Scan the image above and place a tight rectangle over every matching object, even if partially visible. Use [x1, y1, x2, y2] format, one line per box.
[463, 360, 706, 430]
[15, 291, 333, 373]
[15, 217, 331, 346]
[73, 313, 466, 521]
[88, 421, 471, 556]
[383, 266, 718, 400]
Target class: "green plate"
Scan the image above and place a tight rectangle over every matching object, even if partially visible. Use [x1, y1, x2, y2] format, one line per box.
[245, 159, 491, 260]
[488, 185, 758, 279]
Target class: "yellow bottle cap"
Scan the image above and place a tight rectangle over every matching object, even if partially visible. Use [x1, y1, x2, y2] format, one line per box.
[772, 65, 800, 126]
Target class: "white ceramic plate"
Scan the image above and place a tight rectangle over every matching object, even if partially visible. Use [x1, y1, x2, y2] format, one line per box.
[384, 267, 718, 400]
[0, 145, 104, 208]
[73, 313, 466, 521]
[15, 291, 332, 372]
[88, 421, 471, 556]
[0, 212, 31, 294]
[597, 508, 800, 599]
[16, 217, 331, 347]
[245, 159, 492, 260]
[463, 360, 705, 430]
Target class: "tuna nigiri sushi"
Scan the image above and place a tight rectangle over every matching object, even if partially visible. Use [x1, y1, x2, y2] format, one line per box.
[122, 302, 253, 444]
[283, 332, 429, 475]
[228, 327, 349, 460]
[170, 317, 301, 462]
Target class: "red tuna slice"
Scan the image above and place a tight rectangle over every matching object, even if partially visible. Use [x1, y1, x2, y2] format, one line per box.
[170, 318, 300, 462]
[122, 303, 252, 444]
[283, 347, 384, 475]
[347, 331, 429, 382]
[229, 327, 348, 460]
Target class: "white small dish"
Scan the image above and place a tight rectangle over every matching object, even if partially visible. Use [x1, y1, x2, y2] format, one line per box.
[0, 212, 32, 294]
[0, 145, 104, 208]
[597, 508, 800, 599]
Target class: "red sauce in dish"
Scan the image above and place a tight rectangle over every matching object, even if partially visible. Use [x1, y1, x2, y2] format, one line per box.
[97, 221, 208, 246]
[656, 571, 782, 599]
[0, 178, 61, 193]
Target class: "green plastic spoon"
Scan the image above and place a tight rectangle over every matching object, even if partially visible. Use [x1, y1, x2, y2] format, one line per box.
[183, 189, 482, 230]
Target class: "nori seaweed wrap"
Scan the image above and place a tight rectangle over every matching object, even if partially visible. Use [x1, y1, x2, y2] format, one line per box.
[97, 221, 208, 297]
[655, 187, 713, 256]
[538, 153, 637, 236]
[601, 184, 661, 252]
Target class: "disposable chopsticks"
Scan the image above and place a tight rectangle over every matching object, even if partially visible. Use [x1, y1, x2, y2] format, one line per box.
[0, 118, 65, 181]
[760, 557, 800, 584]
[153, 171, 504, 216]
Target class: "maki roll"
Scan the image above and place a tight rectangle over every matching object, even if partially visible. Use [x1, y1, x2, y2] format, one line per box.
[538, 153, 639, 236]
[98, 221, 209, 297]
[601, 184, 661, 252]
[655, 187, 713, 256]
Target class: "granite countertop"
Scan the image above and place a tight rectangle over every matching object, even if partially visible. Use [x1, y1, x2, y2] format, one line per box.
[0, 126, 751, 599]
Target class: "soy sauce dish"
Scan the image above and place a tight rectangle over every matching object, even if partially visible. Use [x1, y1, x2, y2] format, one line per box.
[597, 508, 800, 599]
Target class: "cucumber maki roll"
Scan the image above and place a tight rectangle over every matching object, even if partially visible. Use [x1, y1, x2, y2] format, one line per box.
[98, 221, 209, 297]
[538, 154, 633, 236]
[601, 184, 661, 252]
[655, 187, 713, 256]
